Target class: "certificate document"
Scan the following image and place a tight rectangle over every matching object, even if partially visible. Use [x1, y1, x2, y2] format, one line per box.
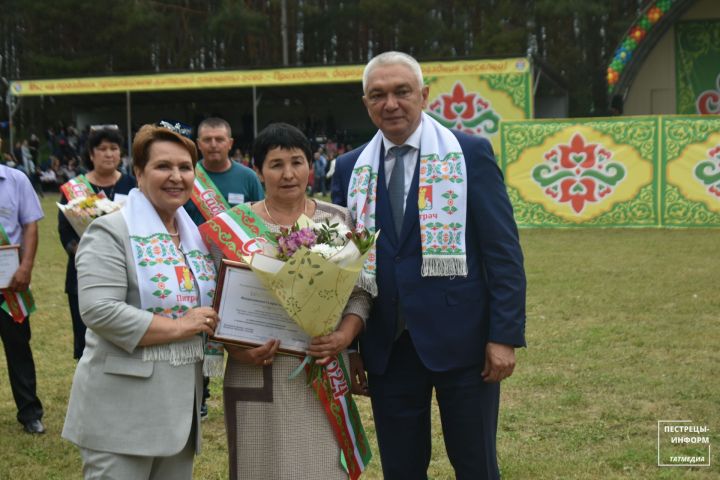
[0, 245, 20, 290]
[212, 260, 310, 356]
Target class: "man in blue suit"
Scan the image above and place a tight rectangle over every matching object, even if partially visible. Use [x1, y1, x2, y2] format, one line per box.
[332, 51, 526, 479]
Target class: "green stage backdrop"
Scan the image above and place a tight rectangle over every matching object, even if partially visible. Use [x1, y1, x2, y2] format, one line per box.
[675, 20, 720, 115]
[500, 115, 720, 227]
[662, 116, 720, 226]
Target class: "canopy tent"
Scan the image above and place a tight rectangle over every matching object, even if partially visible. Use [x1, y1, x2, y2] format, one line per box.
[8, 58, 534, 154]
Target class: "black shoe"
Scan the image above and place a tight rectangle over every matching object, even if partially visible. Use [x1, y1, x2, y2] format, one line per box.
[200, 402, 208, 419]
[23, 419, 46, 434]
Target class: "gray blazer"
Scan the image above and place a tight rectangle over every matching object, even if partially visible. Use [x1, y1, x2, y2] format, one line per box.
[62, 211, 203, 456]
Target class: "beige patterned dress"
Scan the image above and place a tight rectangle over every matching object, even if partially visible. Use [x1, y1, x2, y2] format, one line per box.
[223, 200, 370, 480]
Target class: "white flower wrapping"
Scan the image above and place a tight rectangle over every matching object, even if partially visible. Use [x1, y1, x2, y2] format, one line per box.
[313, 220, 364, 267]
[57, 194, 122, 236]
[309, 241, 362, 267]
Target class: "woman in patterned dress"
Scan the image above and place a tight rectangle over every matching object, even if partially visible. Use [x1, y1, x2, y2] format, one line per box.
[221, 123, 370, 479]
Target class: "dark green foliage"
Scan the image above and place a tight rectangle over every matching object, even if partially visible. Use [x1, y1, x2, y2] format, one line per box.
[0, 0, 649, 115]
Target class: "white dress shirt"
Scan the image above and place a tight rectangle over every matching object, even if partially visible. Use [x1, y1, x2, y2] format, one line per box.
[382, 120, 423, 206]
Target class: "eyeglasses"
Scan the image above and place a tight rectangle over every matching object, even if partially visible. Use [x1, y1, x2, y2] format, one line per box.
[90, 124, 120, 132]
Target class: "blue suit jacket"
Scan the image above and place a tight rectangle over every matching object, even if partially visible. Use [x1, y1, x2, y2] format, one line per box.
[332, 130, 526, 375]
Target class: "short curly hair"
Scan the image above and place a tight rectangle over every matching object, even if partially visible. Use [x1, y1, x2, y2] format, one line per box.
[131, 124, 198, 174]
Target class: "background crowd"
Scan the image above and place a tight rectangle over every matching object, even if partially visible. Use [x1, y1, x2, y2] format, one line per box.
[0, 126, 341, 199]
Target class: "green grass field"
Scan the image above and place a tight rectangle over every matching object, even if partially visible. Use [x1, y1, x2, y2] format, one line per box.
[1, 196, 717, 479]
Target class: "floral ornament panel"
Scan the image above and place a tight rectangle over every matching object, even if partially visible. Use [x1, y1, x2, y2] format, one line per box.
[425, 74, 529, 153]
[419, 152, 465, 186]
[185, 249, 217, 283]
[348, 165, 378, 220]
[150, 273, 172, 300]
[664, 117, 720, 223]
[504, 121, 656, 225]
[147, 304, 190, 318]
[131, 234, 182, 267]
[695, 145, 720, 198]
[532, 133, 626, 214]
[420, 221, 464, 256]
[427, 82, 500, 136]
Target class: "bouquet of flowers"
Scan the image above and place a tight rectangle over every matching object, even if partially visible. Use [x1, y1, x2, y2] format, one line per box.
[57, 193, 122, 236]
[245, 215, 376, 479]
[248, 216, 376, 336]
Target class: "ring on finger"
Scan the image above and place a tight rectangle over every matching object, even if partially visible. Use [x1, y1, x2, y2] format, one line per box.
[205, 317, 212, 325]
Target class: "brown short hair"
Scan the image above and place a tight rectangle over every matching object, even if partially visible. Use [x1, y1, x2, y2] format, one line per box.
[197, 117, 232, 137]
[132, 124, 198, 174]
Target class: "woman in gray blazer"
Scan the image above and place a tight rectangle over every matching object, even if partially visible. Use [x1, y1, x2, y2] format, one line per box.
[62, 124, 219, 480]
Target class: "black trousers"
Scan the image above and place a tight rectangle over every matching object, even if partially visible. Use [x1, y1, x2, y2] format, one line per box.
[67, 293, 86, 359]
[0, 298, 43, 424]
[367, 332, 500, 480]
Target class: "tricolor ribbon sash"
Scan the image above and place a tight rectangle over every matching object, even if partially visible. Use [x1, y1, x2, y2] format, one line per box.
[307, 355, 372, 479]
[0, 224, 36, 323]
[198, 203, 271, 261]
[60, 174, 94, 201]
[198, 203, 270, 375]
[190, 163, 231, 221]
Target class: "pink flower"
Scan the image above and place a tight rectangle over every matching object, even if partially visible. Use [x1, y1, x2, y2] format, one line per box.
[278, 227, 317, 258]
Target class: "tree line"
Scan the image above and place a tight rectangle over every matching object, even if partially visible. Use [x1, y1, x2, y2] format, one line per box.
[1, 0, 649, 119]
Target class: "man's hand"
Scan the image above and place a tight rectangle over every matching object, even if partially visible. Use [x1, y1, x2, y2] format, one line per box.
[348, 351, 369, 396]
[11, 221, 38, 292]
[481, 342, 516, 383]
[9, 265, 32, 292]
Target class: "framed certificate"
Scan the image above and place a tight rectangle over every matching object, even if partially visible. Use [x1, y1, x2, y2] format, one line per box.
[0, 245, 20, 290]
[211, 259, 310, 356]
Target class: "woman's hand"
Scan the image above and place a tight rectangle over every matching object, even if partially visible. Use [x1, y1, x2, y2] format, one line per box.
[226, 339, 280, 366]
[176, 306, 218, 339]
[307, 329, 354, 359]
[349, 352, 369, 396]
[138, 306, 218, 346]
[307, 313, 363, 362]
